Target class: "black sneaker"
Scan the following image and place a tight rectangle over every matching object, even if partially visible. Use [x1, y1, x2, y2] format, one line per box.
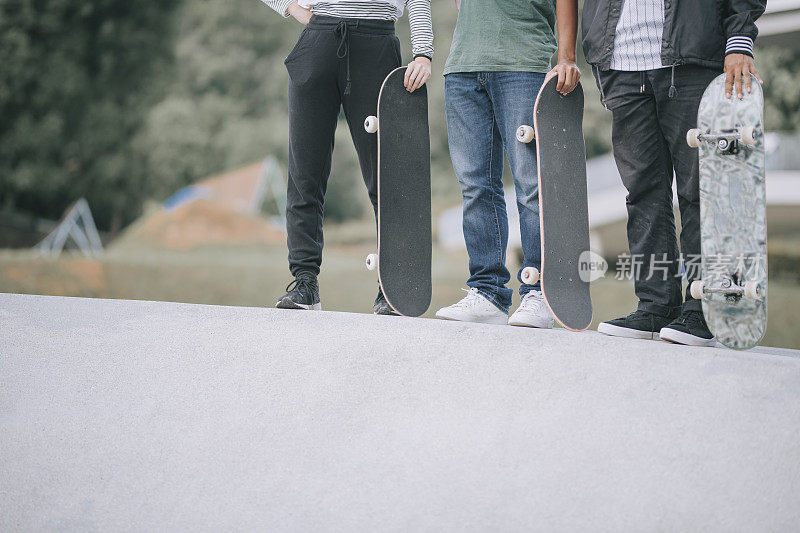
[597, 309, 675, 340]
[373, 286, 399, 316]
[660, 309, 716, 347]
[276, 272, 321, 310]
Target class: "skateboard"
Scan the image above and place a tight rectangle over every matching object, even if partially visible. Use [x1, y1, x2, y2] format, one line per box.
[686, 73, 767, 350]
[363, 67, 432, 317]
[516, 75, 593, 331]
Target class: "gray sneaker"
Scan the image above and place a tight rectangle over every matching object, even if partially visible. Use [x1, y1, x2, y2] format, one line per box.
[276, 272, 321, 311]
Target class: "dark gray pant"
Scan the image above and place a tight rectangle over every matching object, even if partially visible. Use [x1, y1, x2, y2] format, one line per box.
[284, 16, 401, 276]
[595, 65, 719, 317]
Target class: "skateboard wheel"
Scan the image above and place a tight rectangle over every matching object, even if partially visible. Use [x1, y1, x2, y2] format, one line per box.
[690, 280, 706, 300]
[366, 253, 378, 271]
[740, 125, 757, 146]
[744, 280, 762, 300]
[686, 128, 702, 148]
[516, 125, 535, 144]
[521, 267, 540, 285]
[364, 116, 378, 134]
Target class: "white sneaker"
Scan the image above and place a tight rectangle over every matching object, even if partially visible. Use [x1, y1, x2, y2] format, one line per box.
[436, 288, 508, 325]
[508, 290, 555, 328]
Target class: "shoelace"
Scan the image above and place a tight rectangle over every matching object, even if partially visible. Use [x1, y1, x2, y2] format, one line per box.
[674, 310, 702, 327]
[285, 276, 317, 299]
[624, 309, 650, 321]
[520, 291, 546, 311]
[451, 288, 481, 308]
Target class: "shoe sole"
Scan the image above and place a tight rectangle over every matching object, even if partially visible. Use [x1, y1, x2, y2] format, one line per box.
[435, 312, 508, 325]
[276, 298, 322, 311]
[659, 327, 716, 347]
[507, 317, 554, 329]
[597, 322, 660, 340]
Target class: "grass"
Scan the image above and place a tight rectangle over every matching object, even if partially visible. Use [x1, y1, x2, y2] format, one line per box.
[1, 242, 798, 349]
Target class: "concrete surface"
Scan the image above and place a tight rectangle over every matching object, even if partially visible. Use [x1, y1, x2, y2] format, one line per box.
[1, 293, 800, 531]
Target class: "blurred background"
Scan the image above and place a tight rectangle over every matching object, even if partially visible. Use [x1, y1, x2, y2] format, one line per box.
[1, 0, 800, 348]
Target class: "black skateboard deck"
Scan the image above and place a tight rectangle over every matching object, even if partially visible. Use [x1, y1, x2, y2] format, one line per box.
[364, 67, 431, 317]
[517, 75, 593, 331]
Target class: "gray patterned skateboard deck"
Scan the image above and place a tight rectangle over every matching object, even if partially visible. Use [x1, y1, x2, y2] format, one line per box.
[688, 73, 767, 350]
[517, 75, 593, 331]
[364, 67, 431, 317]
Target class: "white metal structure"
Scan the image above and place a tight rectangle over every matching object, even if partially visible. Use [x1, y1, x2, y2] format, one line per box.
[35, 198, 103, 257]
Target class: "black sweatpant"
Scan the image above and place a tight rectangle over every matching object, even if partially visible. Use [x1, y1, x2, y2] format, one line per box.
[284, 15, 402, 277]
[595, 65, 719, 317]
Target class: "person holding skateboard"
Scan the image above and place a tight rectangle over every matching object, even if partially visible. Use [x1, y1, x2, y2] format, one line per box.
[584, 0, 766, 345]
[261, 0, 434, 313]
[435, 0, 581, 326]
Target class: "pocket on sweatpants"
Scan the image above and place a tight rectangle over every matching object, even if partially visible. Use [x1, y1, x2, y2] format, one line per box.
[594, 69, 631, 111]
[284, 28, 310, 66]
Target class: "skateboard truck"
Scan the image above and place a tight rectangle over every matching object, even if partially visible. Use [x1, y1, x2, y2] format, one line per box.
[686, 126, 758, 153]
[690, 278, 764, 301]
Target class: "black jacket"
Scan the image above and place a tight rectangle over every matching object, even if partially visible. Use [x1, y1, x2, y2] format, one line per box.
[582, 0, 767, 70]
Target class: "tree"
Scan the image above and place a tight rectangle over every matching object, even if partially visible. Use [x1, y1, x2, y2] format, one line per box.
[0, 0, 181, 231]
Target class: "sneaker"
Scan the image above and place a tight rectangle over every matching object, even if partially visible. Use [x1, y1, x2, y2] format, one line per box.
[508, 290, 554, 328]
[660, 309, 716, 347]
[597, 309, 674, 340]
[373, 286, 399, 316]
[276, 272, 321, 310]
[435, 288, 508, 325]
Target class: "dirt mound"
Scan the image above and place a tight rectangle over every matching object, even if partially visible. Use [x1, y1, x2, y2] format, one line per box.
[198, 162, 265, 213]
[116, 200, 285, 251]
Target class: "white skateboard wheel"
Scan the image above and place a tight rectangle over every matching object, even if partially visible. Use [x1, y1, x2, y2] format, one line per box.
[744, 280, 762, 300]
[366, 253, 378, 271]
[686, 128, 702, 148]
[521, 267, 540, 285]
[740, 125, 757, 146]
[516, 125, 535, 144]
[690, 280, 706, 300]
[364, 116, 378, 134]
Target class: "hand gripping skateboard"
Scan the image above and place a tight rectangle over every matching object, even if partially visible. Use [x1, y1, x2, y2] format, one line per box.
[515, 74, 593, 331]
[686, 73, 767, 350]
[363, 67, 432, 317]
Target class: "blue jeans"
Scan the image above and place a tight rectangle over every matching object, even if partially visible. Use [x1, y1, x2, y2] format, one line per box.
[445, 72, 546, 313]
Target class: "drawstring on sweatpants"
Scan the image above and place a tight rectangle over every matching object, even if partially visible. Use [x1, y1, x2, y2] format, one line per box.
[593, 65, 608, 109]
[334, 21, 351, 96]
[668, 64, 678, 98]
[640, 71, 645, 94]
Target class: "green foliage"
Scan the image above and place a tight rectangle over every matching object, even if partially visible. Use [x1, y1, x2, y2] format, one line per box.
[756, 46, 800, 133]
[0, 0, 180, 230]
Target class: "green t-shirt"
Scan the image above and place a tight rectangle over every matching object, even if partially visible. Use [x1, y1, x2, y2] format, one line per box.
[444, 0, 557, 75]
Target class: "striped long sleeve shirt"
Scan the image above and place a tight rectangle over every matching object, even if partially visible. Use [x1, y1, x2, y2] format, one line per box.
[261, 0, 434, 59]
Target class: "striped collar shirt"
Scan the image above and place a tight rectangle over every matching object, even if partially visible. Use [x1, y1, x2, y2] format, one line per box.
[609, 0, 666, 71]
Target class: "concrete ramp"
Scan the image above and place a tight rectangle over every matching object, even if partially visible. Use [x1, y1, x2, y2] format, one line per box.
[1, 293, 799, 531]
